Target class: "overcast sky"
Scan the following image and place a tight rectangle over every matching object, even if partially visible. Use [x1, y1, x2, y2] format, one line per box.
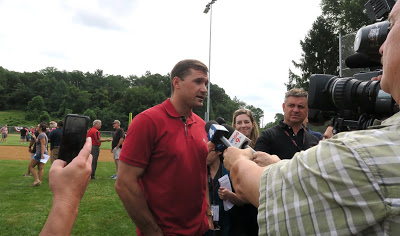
[0, 0, 322, 126]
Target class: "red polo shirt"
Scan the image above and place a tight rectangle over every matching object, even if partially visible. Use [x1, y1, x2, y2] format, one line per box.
[87, 126, 101, 147]
[120, 99, 209, 236]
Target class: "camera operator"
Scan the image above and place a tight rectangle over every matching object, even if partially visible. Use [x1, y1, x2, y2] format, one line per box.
[223, 2, 400, 235]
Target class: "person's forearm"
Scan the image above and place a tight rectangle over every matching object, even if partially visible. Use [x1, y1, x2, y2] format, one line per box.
[230, 159, 266, 207]
[227, 191, 245, 206]
[116, 139, 123, 148]
[41, 143, 45, 157]
[115, 182, 163, 235]
[40, 200, 79, 236]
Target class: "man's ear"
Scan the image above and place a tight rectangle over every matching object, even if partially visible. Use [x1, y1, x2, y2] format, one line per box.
[172, 76, 181, 91]
[282, 102, 285, 111]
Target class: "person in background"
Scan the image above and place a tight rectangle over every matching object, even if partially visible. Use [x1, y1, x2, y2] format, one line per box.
[253, 88, 319, 166]
[322, 124, 334, 140]
[26, 126, 32, 142]
[232, 109, 259, 148]
[229, 109, 260, 235]
[303, 116, 323, 140]
[28, 122, 48, 186]
[24, 124, 40, 177]
[1, 124, 8, 142]
[207, 140, 244, 236]
[48, 121, 63, 163]
[110, 120, 124, 180]
[49, 121, 57, 132]
[86, 120, 111, 179]
[20, 126, 28, 144]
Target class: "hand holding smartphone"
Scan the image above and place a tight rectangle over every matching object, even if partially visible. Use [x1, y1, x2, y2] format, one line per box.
[59, 114, 90, 164]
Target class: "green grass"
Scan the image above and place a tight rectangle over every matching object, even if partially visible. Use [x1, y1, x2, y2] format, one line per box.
[1, 133, 113, 150]
[0, 110, 38, 127]
[0, 160, 137, 235]
[0, 134, 31, 146]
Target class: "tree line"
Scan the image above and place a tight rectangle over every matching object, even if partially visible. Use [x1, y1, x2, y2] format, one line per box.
[0, 66, 263, 131]
[286, 0, 371, 91]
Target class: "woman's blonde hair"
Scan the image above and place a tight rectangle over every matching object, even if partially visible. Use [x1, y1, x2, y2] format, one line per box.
[232, 109, 259, 148]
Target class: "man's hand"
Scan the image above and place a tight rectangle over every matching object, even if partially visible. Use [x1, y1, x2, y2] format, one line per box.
[223, 147, 253, 171]
[40, 137, 93, 236]
[49, 137, 93, 207]
[252, 151, 280, 167]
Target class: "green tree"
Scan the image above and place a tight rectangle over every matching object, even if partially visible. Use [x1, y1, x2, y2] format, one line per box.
[26, 96, 46, 112]
[264, 113, 284, 129]
[286, 16, 339, 90]
[25, 95, 46, 121]
[38, 111, 50, 123]
[321, 0, 371, 34]
[245, 105, 264, 127]
[287, 0, 372, 90]
[83, 109, 97, 122]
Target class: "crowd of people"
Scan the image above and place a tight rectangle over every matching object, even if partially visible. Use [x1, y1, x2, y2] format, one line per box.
[9, 118, 123, 186]
[6, 2, 400, 234]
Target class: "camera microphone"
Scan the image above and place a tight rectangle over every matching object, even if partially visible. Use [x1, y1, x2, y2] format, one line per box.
[345, 52, 382, 69]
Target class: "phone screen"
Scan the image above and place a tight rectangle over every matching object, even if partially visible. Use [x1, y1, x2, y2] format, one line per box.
[59, 114, 90, 164]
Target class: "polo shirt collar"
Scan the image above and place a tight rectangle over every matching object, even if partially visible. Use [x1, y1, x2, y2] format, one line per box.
[279, 120, 306, 132]
[163, 99, 198, 124]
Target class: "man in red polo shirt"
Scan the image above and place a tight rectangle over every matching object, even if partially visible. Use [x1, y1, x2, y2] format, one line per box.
[86, 120, 111, 179]
[115, 59, 214, 236]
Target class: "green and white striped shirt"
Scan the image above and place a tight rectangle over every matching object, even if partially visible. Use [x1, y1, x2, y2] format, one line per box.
[258, 112, 400, 235]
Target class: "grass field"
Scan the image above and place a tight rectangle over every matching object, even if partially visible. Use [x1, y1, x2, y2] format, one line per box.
[0, 160, 137, 236]
[1, 133, 113, 150]
[0, 110, 38, 127]
[0, 135, 137, 235]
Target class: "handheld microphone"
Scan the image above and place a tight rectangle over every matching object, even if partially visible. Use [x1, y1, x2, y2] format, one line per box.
[222, 124, 256, 153]
[205, 121, 232, 149]
[216, 117, 226, 125]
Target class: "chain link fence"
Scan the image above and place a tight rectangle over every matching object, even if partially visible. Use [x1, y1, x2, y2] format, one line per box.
[3, 126, 116, 138]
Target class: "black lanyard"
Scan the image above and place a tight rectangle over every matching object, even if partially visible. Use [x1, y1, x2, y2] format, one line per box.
[282, 128, 305, 151]
[207, 161, 222, 205]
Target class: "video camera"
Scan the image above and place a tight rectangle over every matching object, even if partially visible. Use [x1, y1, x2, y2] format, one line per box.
[308, 0, 398, 133]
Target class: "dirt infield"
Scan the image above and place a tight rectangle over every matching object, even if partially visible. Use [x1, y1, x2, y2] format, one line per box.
[0, 145, 115, 162]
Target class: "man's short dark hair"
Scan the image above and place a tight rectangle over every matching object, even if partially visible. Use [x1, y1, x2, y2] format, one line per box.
[57, 121, 63, 127]
[170, 59, 208, 92]
[284, 88, 308, 103]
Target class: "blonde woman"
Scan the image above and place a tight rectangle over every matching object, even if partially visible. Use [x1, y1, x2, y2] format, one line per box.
[232, 109, 259, 148]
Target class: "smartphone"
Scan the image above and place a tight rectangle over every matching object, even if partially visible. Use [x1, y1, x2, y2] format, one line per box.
[59, 114, 90, 164]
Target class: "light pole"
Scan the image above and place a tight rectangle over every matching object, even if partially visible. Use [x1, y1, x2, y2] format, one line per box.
[203, 0, 217, 122]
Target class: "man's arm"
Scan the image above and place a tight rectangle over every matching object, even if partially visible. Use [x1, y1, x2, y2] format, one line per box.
[40, 137, 93, 235]
[114, 161, 163, 235]
[223, 147, 277, 207]
[116, 137, 124, 149]
[98, 138, 112, 142]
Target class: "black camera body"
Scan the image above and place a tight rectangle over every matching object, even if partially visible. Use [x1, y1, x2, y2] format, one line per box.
[308, 72, 398, 131]
[307, 0, 398, 133]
